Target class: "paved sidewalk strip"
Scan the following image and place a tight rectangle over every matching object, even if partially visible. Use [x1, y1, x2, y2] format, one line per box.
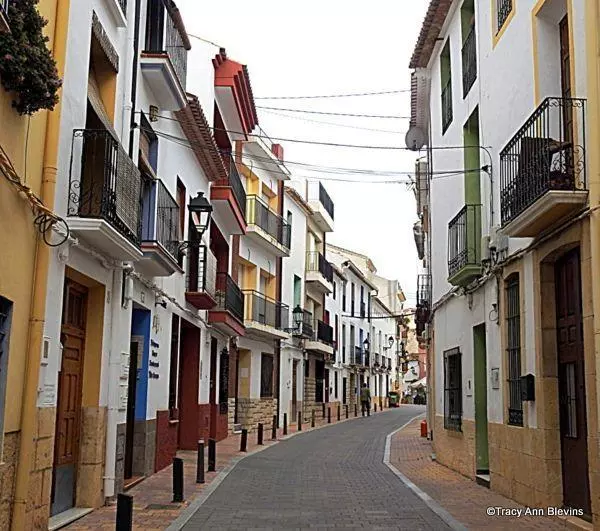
[64, 405, 386, 530]
[388, 418, 584, 531]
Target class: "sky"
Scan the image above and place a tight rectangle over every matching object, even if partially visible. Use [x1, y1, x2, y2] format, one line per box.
[178, 0, 429, 305]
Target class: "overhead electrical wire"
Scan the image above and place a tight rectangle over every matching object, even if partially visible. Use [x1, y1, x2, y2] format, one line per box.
[255, 89, 410, 100]
[255, 105, 410, 119]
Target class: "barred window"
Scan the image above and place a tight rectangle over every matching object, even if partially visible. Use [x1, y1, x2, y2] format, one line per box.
[506, 275, 523, 426]
[496, 0, 513, 33]
[260, 353, 273, 398]
[444, 347, 462, 431]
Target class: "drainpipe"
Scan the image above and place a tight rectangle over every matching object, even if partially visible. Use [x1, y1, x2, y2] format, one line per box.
[128, 0, 142, 157]
[11, 1, 70, 529]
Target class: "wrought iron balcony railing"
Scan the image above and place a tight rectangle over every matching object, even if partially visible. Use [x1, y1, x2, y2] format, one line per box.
[243, 290, 289, 331]
[144, 0, 188, 89]
[142, 179, 179, 259]
[462, 26, 477, 97]
[448, 204, 482, 279]
[416, 274, 431, 333]
[500, 97, 587, 226]
[497, 0, 512, 32]
[318, 182, 335, 220]
[118, 0, 126, 16]
[441, 78, 453, 133]
[315, 320, 334, 345]
[216, 155, 247, 219]
[246, 195, 291, 249]
[306, 252, 333, 283]
[214, 273, 244, 323]
[186, 244, 216, 296]
[294, 309, 313, 338]
[68, 129, 142, 246]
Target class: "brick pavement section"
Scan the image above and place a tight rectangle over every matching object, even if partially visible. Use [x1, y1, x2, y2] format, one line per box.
[180, 406, 449, 530]
[389, 418, 586, 531]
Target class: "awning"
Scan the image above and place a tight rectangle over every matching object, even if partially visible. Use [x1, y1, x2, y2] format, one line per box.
[87, 72, 118, 138]
[409, 377, 427, 390]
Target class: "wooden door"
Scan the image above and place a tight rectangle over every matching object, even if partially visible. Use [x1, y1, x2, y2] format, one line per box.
[555, 249, 591, 515]
[291, 360, 298, 419]
[324, 369, 330, 403]
[209, 337, 218, 439]
[52, 281, 87, 515]
[342, 378, 347, 405]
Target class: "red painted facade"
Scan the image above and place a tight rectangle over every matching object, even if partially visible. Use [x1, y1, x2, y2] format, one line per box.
[155, 409, 178, 472]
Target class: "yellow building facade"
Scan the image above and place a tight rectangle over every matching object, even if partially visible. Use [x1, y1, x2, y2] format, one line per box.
[0, 1, 69, 529]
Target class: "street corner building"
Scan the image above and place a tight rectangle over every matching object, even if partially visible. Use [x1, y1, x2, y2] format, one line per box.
[409, 0, 600, 526]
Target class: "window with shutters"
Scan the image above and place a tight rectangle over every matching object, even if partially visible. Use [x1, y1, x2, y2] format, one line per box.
[444, 347, 462, 431]
[506, 274, 523, 426]
[0, 297, 13, 452]
[260, 353, 274, 397]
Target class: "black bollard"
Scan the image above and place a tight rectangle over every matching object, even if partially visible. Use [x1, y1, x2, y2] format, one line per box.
[298, 412, 302, 431]
[258, 423, 264, 445]
[337, 404, 341, 421]
[172, 457, 184, 503]
[345, 404, 349, 419]
[116, 493, 133, 531]
[196, 440, 205, 484]
[208, 438, 216, 472]
[327, 407, 331, 424]
[271, 415, 277, 440]
[240, 429, 248, 452]
[283, 412, 288, 435]
[354, 403, 358, 417]
[374, 403, 377, 413]
[322, 403, 326, 418]
[311, 409, 315, 428]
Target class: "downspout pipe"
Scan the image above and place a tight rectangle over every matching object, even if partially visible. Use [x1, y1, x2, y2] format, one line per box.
[12, 1, 70, 528]
[128, 0, 142, 157]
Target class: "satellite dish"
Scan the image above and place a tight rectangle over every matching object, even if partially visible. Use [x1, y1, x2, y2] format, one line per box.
[405, 126, 427, 151]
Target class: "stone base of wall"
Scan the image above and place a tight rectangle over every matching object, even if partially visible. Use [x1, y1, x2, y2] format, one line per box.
[77, 407, 107, 508]
[155, 409, 178, 473]
[0, 431, 20, 530]
[488, 422, 563, 508]
[227, 398, 236, 433]
[237, 398, 276, 432]
[132, 419, 156, 478]
[303, 376, 317, 421]
[433, 415, 475, 479]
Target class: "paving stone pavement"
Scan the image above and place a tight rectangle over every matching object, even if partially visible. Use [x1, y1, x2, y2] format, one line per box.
[178, 405, 448, 530]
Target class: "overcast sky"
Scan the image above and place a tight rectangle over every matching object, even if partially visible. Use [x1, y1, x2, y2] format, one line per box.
[179, 0, 429, 304]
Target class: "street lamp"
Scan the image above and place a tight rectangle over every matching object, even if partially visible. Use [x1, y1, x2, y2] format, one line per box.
[388, 336, 395, 349]
[363, 338, 369, 351]
[292, 305, 304, 329]
[188, 191, 213, 236]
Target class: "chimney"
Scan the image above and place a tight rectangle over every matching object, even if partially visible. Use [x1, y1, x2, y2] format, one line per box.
[271, 144, 284, 161]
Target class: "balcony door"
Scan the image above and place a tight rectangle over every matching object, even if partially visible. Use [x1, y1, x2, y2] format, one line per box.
[145, 0, 165, 51]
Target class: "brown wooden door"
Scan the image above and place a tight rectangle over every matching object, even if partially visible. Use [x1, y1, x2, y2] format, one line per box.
[555, 249, 591, 515]
[52, 281, 87, 515]
[324, 369, 330, 403]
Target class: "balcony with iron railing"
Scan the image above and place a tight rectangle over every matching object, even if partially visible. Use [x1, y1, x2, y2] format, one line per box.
[416, 274, 431, 337]
[140, 0, 191, 110]
[305, 251, 334, 293]
[185, 244, 217, 310]
[139, 179, 181, 276]
[243, 290, 290, 340]
[293, 309, 314, 339]
[441, 78, 453, 133]
[211, 155, 247, 235]
[360, 301, 367, 319]
[246, 195, 291, 257]
[306, 319, 334, 357]
[67, 129, 143, 261]
[307, 181, 335, 232]
[500, 97, 587, 237]
[447, 204, 482, 287]
[208, 272, 245, 336]
[497, 0, 512, 33]
[462, 26, 477, 97]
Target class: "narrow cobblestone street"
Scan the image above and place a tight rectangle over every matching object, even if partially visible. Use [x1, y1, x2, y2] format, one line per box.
[175, 406, 447, 530]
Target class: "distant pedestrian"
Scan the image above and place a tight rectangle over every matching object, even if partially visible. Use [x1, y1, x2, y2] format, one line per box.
[360, 383, 371, 417]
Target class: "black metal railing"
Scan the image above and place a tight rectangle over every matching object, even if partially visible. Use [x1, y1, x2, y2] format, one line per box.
[68, 129, 142, 246]
[306, 252, 333, 283]
[243, 290, 289, 331]
[318, 182, 335, 220]
[118, 0, 127, 16]
[144, 0, 188, 89]
[186, 244, 216, 295]
[216, 155, 247, 219]
[246, 195, 291, 249]
[142, 179, 179, 259]
[315, 320, 334, 345]
[441, 78, 453, 133]
[297, 309, 313, 338]
[500, 97, 587, 226]
[497, 0, 512, 32]
[214, 273, 244, 323]
[448, 204, 481, 279]
[462, 26, 477, 97]
[352, 346, 363, 366]
[360, 301, 366, 318]
[417, 274, 431, 312]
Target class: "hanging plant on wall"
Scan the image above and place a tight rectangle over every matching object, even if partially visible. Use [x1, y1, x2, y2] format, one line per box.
[0, 0, 62, 115]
